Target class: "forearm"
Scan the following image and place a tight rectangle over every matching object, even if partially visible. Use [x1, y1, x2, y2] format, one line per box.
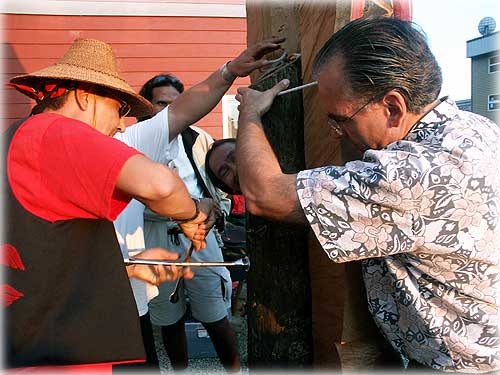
[143, 207, 173, 222]
[168, 68, 233, 141]
[236, 115, 307, 224]
[117, 154, 197, 220]
[167, 36, 286, 141]
[138, 179, 196, 221]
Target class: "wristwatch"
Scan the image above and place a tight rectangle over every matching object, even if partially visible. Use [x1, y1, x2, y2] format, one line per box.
[220, 61, 237, 82]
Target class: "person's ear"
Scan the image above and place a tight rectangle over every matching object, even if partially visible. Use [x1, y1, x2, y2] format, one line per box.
[74, 87, 91, 112]
[382, 90, 407, 128]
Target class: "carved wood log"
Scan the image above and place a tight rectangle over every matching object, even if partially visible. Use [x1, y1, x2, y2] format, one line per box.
[245, 0, 412, 370]
[245, 56, 313, 369]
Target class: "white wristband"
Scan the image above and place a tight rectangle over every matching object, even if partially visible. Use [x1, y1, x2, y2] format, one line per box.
[220, 61, 237, 82]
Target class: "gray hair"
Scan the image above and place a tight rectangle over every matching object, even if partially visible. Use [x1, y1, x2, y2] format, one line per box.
[312, 17, 442, 113]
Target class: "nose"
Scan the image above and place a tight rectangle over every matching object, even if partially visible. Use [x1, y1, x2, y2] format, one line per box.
[117, 118, 126, 133]
[227, 162, 239, 184]
[227, 161, 238, 176]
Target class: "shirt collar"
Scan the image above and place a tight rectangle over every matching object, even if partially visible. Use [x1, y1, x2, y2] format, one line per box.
[407, 96, 458, 136]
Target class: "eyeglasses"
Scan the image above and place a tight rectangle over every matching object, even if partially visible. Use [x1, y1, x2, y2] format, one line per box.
[327, 93, 383, 136]
[92, 87, 131, 118]
[115, 97, 131, 118]
[104, 94, 131, 118]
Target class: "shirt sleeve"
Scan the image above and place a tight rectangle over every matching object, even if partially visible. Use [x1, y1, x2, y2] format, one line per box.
[113, 107, 176, 256]
[9, 115, 141, 222]
[116, 106, 178, 164]
[296, 148, 419, 263]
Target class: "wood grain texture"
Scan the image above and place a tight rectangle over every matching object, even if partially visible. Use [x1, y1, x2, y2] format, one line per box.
[245, 0, 405, 370]
[299, 2, 356, 369]
[246, 0, 300, 84]
[245, 56, 313, 369]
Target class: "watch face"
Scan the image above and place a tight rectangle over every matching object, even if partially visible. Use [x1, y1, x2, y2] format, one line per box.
[221, 63, 236, 82]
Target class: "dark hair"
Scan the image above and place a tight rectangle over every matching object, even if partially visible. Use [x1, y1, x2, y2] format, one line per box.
[137, 74, 184, 121]
[31, 81, 128, 116]
[312, 17, 442, 113]
[205, 138, 237, 194]
[31, 92, 71, 115]
[30, 80, 77, 115]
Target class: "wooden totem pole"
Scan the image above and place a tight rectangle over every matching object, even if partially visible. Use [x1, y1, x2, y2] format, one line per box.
[244, 0, 412, 371]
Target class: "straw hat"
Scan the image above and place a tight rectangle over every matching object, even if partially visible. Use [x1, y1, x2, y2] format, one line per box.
[10, 38, 152, 118]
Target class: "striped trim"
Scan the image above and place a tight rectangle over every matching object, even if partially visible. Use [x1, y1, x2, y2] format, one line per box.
[4, 0, 247, 18]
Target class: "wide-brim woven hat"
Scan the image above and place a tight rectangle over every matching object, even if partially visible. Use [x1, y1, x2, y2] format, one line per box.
[10, 38, 152, 118]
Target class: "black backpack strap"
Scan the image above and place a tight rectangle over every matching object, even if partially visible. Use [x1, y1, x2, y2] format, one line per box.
[181, 127, 213, 199]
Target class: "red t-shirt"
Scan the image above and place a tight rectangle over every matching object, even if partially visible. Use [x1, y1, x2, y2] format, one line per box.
[231, 194, 246, 215]
[8, 113, 141, 222]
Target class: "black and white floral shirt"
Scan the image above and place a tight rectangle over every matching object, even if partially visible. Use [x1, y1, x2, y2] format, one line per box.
[297, 98, 500, 372]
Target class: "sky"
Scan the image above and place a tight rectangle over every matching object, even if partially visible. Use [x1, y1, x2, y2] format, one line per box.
[412, 0, 499, 100]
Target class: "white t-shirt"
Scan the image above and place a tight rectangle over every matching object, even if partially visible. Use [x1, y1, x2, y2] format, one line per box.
[113, 107, 178, 316]
[168, 133, 203, 199]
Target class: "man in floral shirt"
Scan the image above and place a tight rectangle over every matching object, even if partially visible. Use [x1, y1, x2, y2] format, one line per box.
[234, 17, 500, 373]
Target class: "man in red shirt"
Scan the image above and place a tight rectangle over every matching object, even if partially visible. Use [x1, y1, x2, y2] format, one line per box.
[3, 38, 213, 371]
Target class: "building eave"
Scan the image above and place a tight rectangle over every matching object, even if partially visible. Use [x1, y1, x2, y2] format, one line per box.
[2, 0, 247, 18]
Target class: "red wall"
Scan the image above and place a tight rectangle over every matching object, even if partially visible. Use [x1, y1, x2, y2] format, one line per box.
[2, 14, 249, 138]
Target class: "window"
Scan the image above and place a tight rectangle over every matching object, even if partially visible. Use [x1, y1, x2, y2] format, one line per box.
[222, 95, 239, 138]
[488, 94, 500, 111]
[489, 54, 500, 73]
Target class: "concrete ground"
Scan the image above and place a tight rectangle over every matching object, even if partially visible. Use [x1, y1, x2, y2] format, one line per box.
[152, 281, 249, 374]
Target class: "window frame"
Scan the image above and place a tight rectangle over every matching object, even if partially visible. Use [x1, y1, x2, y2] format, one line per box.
[488, 94, 500, 112]
[222, 95, 239, 138]
[488, 54, 500, 74]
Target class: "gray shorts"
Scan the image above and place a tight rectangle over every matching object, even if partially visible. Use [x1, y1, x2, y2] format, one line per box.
[145, 223, 232, 326]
